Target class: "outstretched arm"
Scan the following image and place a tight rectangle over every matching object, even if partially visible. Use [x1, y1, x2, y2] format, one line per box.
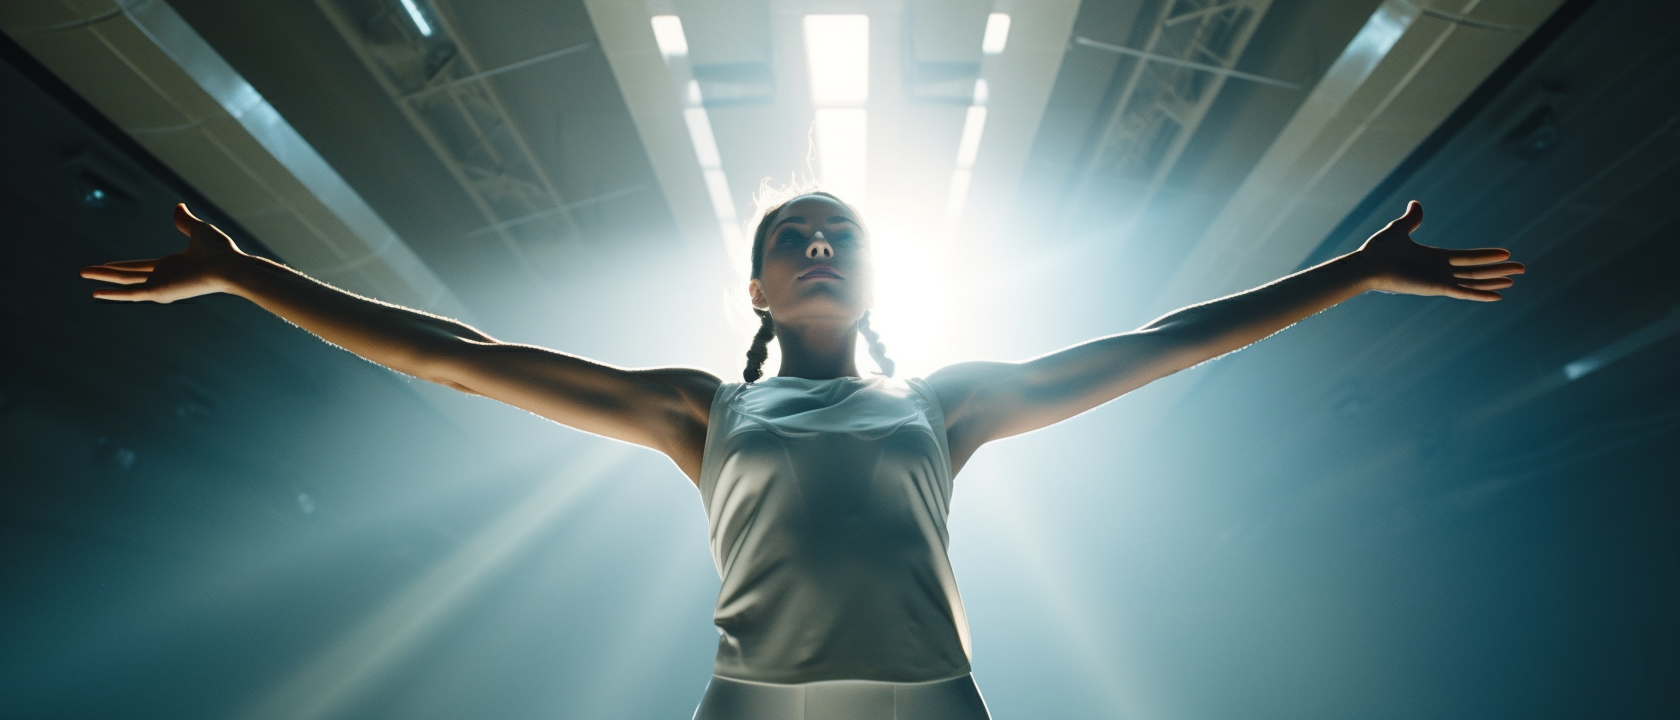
[927, 201, 1522, 473]
[81, 204, 720, 483]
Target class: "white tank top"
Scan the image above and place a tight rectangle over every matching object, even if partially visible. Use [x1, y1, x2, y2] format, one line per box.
[699, 375, 973, 684]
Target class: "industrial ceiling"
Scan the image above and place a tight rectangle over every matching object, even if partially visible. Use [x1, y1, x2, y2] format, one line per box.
[2, 0, 1674, 718]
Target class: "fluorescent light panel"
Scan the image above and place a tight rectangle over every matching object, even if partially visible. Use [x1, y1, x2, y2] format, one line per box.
[982, 13, 1010, 54]
[804, 15, 869, 106]
[945, 168, 973, 221]
[400, 0, 433, 37]
[651, 15, 688, 59]
[955, 106, 987, 168]
[703, 169, 736, 221]
[814, 108, 867, 202]
[683, 108, 723, 169]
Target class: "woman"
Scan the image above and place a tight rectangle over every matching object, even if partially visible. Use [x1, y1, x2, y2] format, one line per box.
[80, 193, 1521, 719]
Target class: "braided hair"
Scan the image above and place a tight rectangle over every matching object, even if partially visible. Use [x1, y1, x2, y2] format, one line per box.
[742, 191, 895, 382]
[743, 308, 776, 383]
[857, 310, 895, 378]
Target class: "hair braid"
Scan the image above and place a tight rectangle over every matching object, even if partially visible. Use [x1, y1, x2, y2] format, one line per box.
[858, 311, 895, 377]
[743, 309, 776, 383]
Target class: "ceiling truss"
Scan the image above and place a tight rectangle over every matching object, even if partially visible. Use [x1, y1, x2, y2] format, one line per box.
[312, 0, 589, 285]
[1067, 0, 1276, 238]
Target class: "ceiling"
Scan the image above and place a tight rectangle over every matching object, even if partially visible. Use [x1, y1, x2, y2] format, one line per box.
[2, 0, 1675, 718]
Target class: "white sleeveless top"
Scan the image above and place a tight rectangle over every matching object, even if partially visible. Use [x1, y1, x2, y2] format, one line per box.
[699, 375, 973, 684]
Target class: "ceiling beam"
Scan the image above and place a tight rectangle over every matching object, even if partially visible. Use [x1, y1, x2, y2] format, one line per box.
[0, 0, 473, 321]
[1153, 0, 1567, 312]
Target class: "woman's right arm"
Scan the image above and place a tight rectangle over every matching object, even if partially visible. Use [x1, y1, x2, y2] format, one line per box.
[82, 204, 720, 483]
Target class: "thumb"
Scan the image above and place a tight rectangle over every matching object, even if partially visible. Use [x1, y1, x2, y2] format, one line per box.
[1394, 200, 1423, 233]
[173, 203, 204, 235]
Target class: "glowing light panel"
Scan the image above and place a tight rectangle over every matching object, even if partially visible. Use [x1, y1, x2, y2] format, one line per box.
[955, 106, 987, 168]
[703, 169, 735, 221]
[684, 108, 723, 170]
[804, 15, 870, 106]
[400, 0, 433, 37]
[982, 13, 1011, 55]
[814, 108, 867, 203]
[651, 15, 688, 59]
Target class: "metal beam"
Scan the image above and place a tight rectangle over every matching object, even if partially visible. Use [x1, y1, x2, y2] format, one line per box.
[0, 0, 472, 320]
[1071, 35, 1300, 90]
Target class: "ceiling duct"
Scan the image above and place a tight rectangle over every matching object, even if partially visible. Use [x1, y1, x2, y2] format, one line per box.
[692, 62, 775, 105]
[903, 0, 988, 104]
[673, 1, 775, 107]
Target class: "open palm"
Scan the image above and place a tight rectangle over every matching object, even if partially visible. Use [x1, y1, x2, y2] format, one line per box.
[80, 204, 247, 303]
[1359, 201, 1524, 301]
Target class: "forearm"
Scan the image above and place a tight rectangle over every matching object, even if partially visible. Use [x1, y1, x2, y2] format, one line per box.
[1143, 250, 1376, 360]
[220, 254, 492, 379]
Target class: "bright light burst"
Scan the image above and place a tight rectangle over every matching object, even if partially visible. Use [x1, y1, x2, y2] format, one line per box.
[863, 221, 952, 379]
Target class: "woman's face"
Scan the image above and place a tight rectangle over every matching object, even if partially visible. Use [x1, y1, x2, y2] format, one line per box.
[750, 195, 874, 324]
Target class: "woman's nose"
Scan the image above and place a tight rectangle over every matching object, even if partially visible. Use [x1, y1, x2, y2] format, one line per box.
[807, 233, 834, 259]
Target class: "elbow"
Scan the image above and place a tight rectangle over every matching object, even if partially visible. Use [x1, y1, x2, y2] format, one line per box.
[402, 338, 480, 388]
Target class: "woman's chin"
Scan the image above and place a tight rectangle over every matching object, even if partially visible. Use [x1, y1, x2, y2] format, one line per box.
[770, 301, 867, 326]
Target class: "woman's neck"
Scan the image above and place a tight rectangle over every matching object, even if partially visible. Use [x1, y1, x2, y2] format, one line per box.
[772, 319, 861, 379]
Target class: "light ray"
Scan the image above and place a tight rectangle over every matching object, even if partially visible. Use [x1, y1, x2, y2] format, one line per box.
[237, 445, 631, 720]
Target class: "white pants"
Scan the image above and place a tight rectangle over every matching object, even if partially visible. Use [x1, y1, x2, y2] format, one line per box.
[692, 674, 992, 720]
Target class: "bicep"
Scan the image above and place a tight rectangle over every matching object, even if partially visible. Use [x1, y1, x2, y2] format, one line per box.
[420, 340, 719, 478]
[931, 327, 1199, 453]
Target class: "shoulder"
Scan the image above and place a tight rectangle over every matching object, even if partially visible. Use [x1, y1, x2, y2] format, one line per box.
[921, 361, 1018, 428]
[627, 366, 724, 421]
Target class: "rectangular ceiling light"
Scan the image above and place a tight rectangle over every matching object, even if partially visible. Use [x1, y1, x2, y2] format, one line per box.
[945, 169, 972, 221]
[804, 15, 869, 106]
[703, 169, 736, 221]
[651, 15, 688, 59]
[815, 108, 867, 202]
[683, 107, 723, 169]
[982, 13, 1011, 55]
[399, 0, 433, 37]
[954, 106, 987, 168]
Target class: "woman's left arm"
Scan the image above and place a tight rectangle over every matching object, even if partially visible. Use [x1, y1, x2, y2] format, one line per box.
[927, 201, 1523, 471]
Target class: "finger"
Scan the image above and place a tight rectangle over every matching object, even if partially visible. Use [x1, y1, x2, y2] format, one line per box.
[1446, 286, 1502, 302]
[1446, 247, 1511, 266]
[1453, 261, 1525, 279]
[1391, 200, 1423, 232]
[80, 266, 151, 284]
[1455, 277, 1514, 290]
[91, 286, 160, 302]
[100, 259, 159, 271]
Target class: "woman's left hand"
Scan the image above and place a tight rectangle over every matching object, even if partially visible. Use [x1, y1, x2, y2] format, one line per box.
[1356, 200, 1524, 301]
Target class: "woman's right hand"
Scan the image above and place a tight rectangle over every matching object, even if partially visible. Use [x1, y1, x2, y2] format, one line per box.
[80, 203, 249, 303]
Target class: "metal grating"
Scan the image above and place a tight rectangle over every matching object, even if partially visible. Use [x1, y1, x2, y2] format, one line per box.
[1068, 0, 1275, 237]
[313, 0, 592, 284]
